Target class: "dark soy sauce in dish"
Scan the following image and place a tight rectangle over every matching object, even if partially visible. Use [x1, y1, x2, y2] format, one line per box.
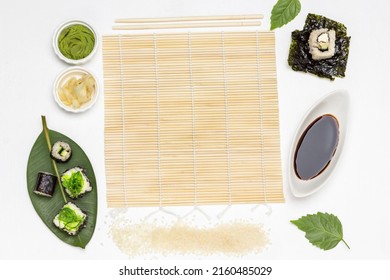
[294, 114, 339, 180]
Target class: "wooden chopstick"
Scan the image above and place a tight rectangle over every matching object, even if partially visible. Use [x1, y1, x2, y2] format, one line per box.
[115, 14, 264, 24]
[112, 20, 262, 30]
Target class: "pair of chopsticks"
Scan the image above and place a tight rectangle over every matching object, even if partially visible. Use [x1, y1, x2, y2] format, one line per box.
[113, 14, 263, 30]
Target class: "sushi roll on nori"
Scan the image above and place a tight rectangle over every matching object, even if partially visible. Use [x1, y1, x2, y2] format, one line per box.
[53, 202, 87, 235]
[34, 172, 57, 197]
[288, 14, 351, 80]
[61, 166, 92, 199]
[51, 141, 72, 162]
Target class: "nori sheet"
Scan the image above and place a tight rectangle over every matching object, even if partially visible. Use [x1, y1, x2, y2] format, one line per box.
[288, 14, 351, 80]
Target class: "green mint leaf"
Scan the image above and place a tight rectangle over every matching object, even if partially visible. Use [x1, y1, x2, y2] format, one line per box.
[270, 0, 301, 30]
[291, 212, 350, 250]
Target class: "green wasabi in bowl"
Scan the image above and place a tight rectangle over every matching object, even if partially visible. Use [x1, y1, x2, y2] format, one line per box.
[58, 24, 95, 60]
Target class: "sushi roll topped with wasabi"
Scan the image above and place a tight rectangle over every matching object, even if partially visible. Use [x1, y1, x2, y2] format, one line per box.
[53, 202, 87, 235]
[61, 166, 92, 199]
[51, 141, 72, 162]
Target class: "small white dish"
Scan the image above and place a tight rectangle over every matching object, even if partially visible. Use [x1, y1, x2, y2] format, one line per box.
[288, 90, 349, 197]
[53, 19, 98, 65]
[53, 67, 99, 113]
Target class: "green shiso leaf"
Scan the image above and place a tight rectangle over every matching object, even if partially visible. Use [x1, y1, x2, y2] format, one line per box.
[291, 212, 350, 250]
[288, 13, 351, 80]
[270, 0, 301, 30]
[26, 116, 97, 249]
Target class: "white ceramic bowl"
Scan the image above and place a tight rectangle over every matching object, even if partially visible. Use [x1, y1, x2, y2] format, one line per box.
[288, 90, 349, 197]
[53, 67, 99, 113]
[53, 19, 98, 65]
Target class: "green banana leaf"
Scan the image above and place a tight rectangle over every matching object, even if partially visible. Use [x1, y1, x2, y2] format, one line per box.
[26, 116, 97, 249]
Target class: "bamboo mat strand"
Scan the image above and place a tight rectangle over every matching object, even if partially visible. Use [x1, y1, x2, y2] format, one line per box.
[103, 31, 284, 207]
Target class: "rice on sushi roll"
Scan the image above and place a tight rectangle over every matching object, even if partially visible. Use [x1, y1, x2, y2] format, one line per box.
[51, 141, 72, 163]
[61, 166, 92, 199]
[53, 202, 87, 235]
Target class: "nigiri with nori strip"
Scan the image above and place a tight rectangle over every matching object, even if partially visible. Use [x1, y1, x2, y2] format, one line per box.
[53, 202, 87, 235]
[34, 172, 57, 197]
[61, 166, 92, 199]
[51, 141, 72, 162]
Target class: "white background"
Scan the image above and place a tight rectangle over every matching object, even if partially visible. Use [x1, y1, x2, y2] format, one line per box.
[0, 0, 389, 260]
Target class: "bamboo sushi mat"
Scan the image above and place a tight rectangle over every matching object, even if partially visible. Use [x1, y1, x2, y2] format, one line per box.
[102, 31, 284, 207]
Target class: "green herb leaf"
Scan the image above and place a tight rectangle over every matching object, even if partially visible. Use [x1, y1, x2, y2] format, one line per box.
[270, 0, 301, 30]
[291, 212, 350, 250]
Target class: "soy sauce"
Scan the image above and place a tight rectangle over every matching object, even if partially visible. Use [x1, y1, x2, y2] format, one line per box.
[294, 114, 339, 180]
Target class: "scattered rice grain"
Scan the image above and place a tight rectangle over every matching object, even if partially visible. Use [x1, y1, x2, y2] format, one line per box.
[110, 220, 269, 257]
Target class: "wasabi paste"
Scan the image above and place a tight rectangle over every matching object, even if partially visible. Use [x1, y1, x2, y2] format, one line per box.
[58, 24, 95, 60]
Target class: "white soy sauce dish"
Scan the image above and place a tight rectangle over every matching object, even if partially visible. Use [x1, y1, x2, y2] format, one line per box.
[288, 90, 349, 197]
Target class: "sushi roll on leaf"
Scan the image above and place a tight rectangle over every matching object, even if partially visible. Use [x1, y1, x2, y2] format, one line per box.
[34, 172, 57, 197]
[53, 202, 87, 235]
[51, 141, 72, 162]
[61, 166, 92, 199]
